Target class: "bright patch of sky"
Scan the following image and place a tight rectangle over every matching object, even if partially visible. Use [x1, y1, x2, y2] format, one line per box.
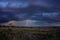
[0, 1, 29, 8]
[42, 12, 58, 18]
[0, 2, 8, 8]
[1, 20, 60, 26]
[8, 2, 29, 8]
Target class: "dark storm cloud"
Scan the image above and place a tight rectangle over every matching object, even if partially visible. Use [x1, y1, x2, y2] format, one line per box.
[0, 0, 60, 24]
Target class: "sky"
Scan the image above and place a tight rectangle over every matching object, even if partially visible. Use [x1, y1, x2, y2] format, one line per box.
[0, 0, 60, 26]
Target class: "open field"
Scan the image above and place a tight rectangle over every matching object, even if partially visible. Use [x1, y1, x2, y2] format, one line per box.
[0, 26, 60, 30]
[0, 26, 60, 40]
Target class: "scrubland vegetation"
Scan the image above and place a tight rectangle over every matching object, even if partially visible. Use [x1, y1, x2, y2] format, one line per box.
[0, 26, 60, 40]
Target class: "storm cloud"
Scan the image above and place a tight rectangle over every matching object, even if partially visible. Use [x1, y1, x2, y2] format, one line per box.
[0, 0, 60, 26]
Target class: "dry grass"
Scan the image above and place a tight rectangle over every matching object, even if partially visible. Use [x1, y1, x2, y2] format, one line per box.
[0, 27, 59, 31]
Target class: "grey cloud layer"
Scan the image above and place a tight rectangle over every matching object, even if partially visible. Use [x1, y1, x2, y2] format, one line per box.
[0, 0, 60, 26]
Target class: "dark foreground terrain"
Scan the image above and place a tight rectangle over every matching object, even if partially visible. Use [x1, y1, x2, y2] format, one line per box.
[0, 26, 60, 40]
